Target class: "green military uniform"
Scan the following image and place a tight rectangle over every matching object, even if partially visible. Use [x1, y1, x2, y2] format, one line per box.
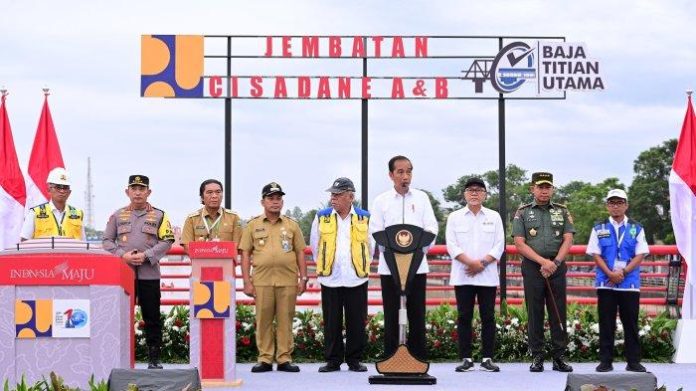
[239, 213, 306, 365]
[180, 207, 242, 245]
[512, 173, 575, 361]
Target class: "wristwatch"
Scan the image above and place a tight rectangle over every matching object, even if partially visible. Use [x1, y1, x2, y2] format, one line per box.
[300, 276, 309, 282]
[553, 259, 563, 266]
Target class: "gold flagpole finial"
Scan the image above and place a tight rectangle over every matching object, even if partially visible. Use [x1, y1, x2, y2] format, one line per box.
[43, 86, 50, 96]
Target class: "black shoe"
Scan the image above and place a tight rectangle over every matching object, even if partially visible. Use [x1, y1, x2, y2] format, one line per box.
[552, 356, 573, 372]
[480, 358, 500, 372]
[347, 362, 367, 372]
[251, 362, 273, 373]
[595, 362, 613, 372]
[147, 346, 163, 369]
[529, 355, 544, 372]
[319, 362, 341, 372]
[455, 358, 474, 372]
[626, 362, 646, 372]
[277, 362, 300, 372]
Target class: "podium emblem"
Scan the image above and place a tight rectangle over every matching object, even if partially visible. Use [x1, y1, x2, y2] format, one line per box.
[395, 230, 413, 247]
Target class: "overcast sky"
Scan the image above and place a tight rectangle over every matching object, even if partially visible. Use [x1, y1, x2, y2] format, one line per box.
[1, 0, 694, 229]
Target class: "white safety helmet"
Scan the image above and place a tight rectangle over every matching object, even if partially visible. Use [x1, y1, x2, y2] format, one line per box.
[46, 167, 71, 186]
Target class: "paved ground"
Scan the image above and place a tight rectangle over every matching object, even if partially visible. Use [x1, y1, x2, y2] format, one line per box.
[140, 362, 696, 390]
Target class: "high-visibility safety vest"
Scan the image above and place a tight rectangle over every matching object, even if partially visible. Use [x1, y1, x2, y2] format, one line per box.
[316, 207, 370, 278]
[32, 203, 84, 239]
[593, 218, 642, 291]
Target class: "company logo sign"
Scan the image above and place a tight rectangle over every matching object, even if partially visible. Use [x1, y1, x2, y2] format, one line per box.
[141, 35, 204, 97]
[490, 42, 537, 93]
[15, 299, 90, 338]
[9, 261, 95, 283]
[139, 35, 603, 99]
[488, 41, 604, 94]
[188, 241, 237, 259]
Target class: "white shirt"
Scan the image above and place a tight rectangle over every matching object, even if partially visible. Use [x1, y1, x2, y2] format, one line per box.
[20, 201, 86, 240]
[446, 205, 505, 287]
[586, 216, 649, 256]
[369, 187, 438, 275]
[310, 206, 371, 288]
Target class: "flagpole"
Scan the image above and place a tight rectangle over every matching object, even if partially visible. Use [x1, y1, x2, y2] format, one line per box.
[688, 89, 693, 320]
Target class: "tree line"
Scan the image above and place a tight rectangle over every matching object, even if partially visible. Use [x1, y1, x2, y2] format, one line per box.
[288, 139, 676, 246]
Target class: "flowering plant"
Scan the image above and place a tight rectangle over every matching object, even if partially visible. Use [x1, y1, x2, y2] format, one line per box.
[136, 304, 676, 363]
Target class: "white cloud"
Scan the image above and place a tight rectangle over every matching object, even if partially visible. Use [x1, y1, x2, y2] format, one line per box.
[1, 0, 693, 230]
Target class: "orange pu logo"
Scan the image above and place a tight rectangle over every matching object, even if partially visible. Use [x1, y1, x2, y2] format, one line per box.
[141, 35, 204, 97]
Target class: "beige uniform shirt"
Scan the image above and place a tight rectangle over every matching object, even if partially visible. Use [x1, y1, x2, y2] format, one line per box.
[238, 214, 306, 287]
[180, 207, 242, 245]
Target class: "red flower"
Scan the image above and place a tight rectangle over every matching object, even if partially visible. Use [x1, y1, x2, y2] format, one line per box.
[138, 320, 146, 330]
[580, 345, 588, 353]
[241, 336, 251, 346]
[433, 340, 441, 349]
[451, 330, 458, 341]
[174, 319, 184, 328]
[575, 323, 582, 331]
[236, 320, 242, 331]
[370, 335, 377, 343]
[185, 334, 190, 343]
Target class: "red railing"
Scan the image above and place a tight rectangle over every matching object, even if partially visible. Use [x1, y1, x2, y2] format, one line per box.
[159, 244, 683, 309]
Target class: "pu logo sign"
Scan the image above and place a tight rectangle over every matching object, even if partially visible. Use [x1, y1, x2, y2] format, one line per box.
[141, 35, 204, 97]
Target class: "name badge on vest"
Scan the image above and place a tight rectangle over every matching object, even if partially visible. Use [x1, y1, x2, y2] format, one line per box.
[597, 229, 610, 238]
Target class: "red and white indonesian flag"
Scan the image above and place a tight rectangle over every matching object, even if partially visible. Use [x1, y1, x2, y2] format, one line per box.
[26, 94, 64, 209]
[0, 93, 27, 249]
[669, 94, 696, 319]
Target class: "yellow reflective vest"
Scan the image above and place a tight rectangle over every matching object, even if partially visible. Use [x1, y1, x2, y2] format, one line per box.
[32, 203, 84, 239]
[316, 207, 370, 277]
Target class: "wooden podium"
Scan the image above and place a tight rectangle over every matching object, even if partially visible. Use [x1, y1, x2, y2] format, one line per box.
[187, 241, 241, 387]
[0, 239, 134, 389]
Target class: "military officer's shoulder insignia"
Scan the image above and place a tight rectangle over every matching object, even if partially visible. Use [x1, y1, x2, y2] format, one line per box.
[152, 206, 166, 214]
[551, 202, 568, 209]
[186, 211, 200, 219]
[514, 203, 532, 219]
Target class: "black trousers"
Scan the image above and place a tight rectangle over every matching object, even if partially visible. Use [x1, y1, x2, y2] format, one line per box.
[320, 282, 368, 365]
[137, 279, 162, 349]
[455, 285, 497, 359]
[521, 259, 567, 358]
[381, 273, 427, 360]
[597, 289, 641, 364]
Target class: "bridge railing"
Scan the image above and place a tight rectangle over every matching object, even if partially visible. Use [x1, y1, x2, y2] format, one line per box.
[158, 244, 684, 313]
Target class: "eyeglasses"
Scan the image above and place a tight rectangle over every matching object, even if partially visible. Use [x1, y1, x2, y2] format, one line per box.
[607, 200, 626, 206]
[50, 185, 70, 192]
[465, 188, 486, 194]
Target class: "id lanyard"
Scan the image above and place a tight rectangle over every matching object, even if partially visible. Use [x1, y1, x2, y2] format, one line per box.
[614, 223, 627, 269]
[201, 210, 223, 240]
[51, 209, 66, 236]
